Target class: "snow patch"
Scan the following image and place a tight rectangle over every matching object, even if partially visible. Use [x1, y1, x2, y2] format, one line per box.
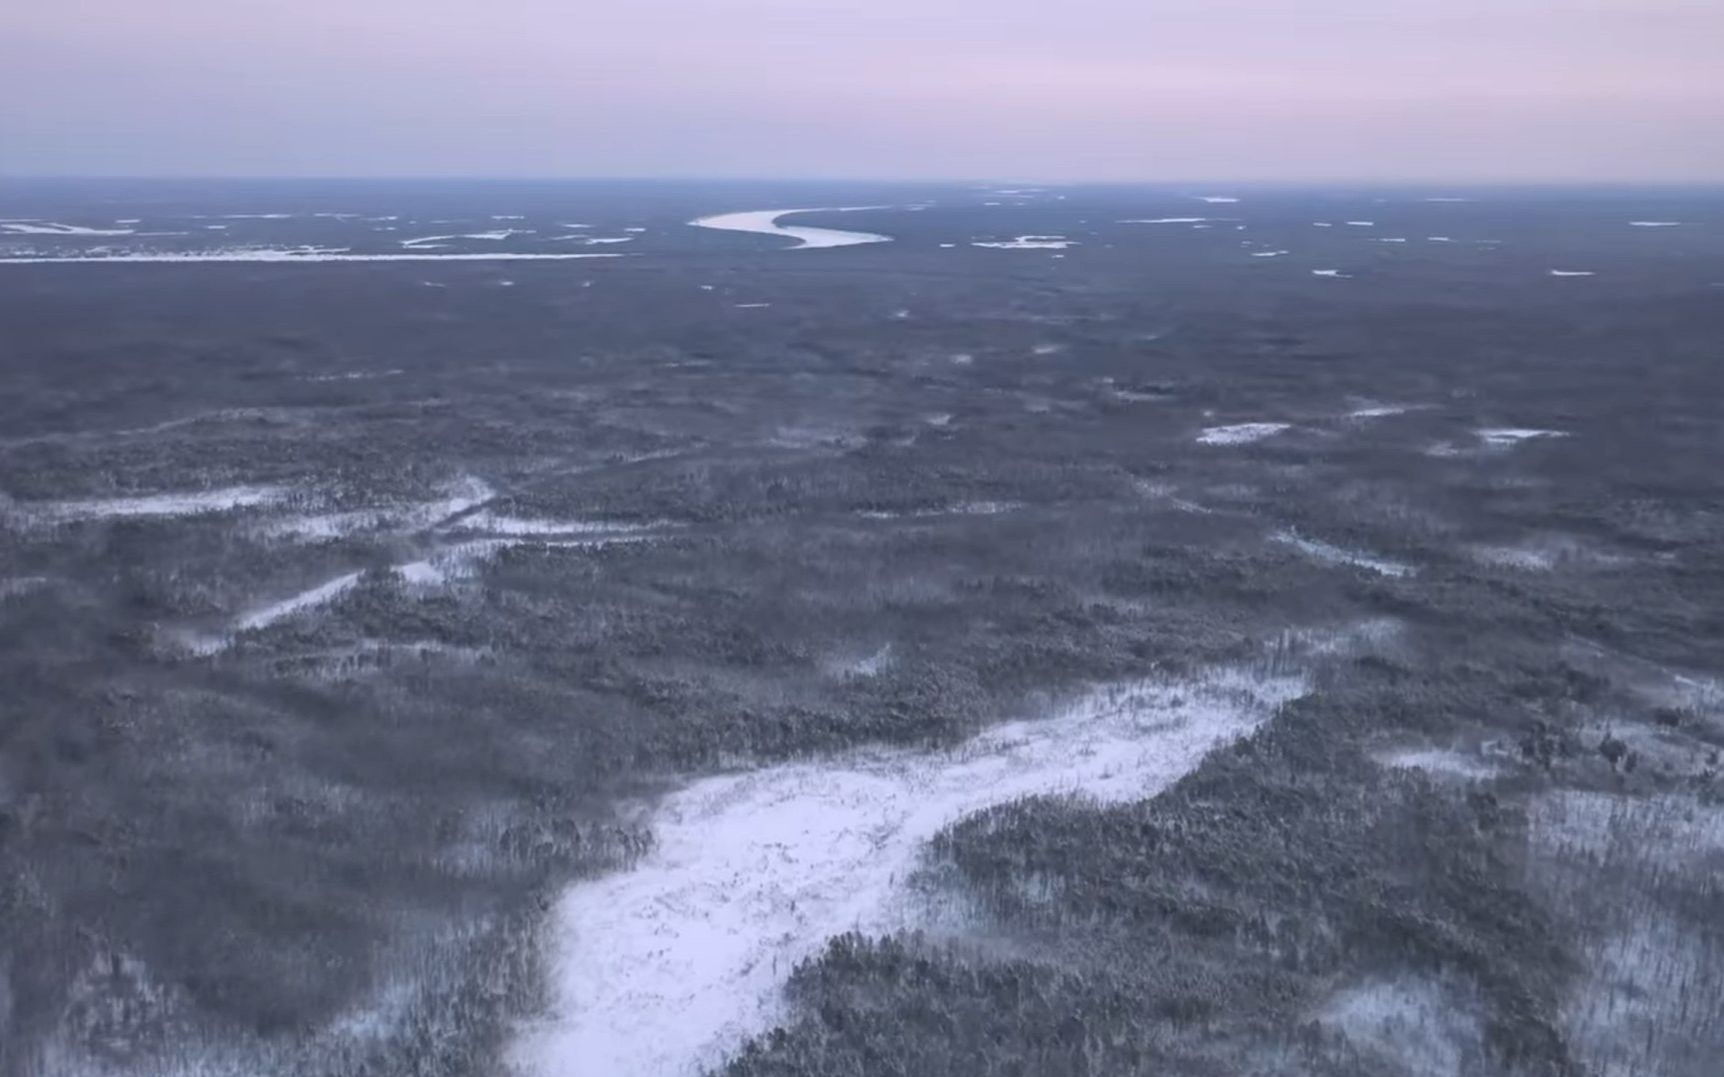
[304, 368, 404, 382]
[1376, 746, 1499, 780]
[1347, 404, 1416, 419]
[1322, 976, 1484, 1076]
[1196, 422, 1290, 445]
[510, 665, 1306, 1077]
[1476, 428, 1568, 447]
[971, 235, 1075, 250]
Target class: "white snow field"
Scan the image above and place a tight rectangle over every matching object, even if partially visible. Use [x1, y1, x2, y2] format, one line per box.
[687, 207, 891, 249]
[510, 665, 1308, 1077]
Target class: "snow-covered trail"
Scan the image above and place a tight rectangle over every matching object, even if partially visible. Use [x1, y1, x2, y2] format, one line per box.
[510, 665, 1306, 1077]
[687, 207, 892, 250]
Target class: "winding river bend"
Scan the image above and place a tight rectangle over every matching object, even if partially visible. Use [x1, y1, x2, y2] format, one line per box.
[687, 207, 892, 249]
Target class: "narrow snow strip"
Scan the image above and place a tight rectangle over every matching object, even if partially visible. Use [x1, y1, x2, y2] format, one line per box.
[1194, 195, 1240, 203]
[19, 485, 286, 523]
[1, 221, 138, 235]
[972, 235, 1075, 250]
[0, 250, 623, 265]
[391, 535, 653, 587]
[1274, 530, 1413, 577]
[1477, 428, 1568, 446]
[260, 477, 494, 541]
[1628, 221, 1682, 227]
[856, 501, 1022, 521]
[1120, 217, 1210, 224]
[688, 207, 891, 250]
[304, 368, 403, 382]
[1198, 422, 1290, 445]
[401, 230, 528, 247]
[452, 510, 665, 536]
[511, 665, 1306, 1077]
[1549, 269, 1595, 277]
[1347, 404, 1416, 419]
[234, 571, 364, 633]
[1312, 269, 1349, 278]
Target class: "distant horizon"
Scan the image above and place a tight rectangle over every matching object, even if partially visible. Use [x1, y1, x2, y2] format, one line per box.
[5, 174, 1724, 191]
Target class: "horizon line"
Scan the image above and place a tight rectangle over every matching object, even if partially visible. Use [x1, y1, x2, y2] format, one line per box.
[4, 174, 1724, 191]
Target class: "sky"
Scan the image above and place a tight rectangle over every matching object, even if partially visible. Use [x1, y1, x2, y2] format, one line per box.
[2, 0, 1720, 182]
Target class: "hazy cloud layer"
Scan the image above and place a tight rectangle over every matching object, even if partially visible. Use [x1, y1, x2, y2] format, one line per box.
[2, 0, 1720, 180]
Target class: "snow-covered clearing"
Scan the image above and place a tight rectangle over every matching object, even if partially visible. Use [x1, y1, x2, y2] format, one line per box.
[510, 664, 1307, 1077]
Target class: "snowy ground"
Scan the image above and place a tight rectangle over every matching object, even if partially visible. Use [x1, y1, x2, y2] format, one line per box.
[510, 666, 1305, 1077]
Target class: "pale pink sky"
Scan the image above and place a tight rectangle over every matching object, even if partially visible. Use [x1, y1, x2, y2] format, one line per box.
[2, 0, 1720, 181]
